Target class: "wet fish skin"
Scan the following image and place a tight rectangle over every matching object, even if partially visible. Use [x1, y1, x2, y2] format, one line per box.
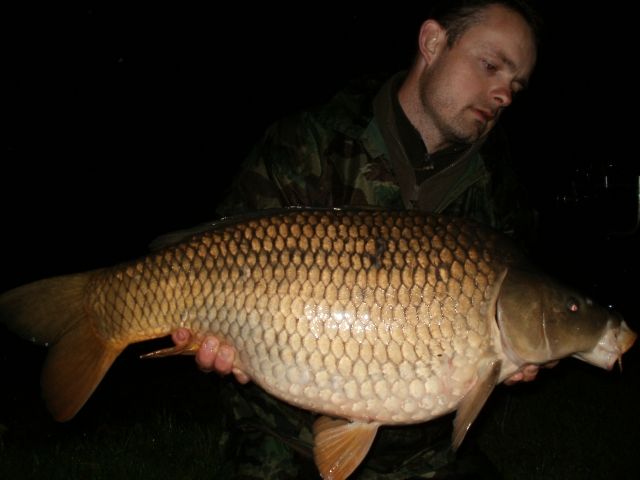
[86, 209, 511, 423]
[0, 209, 635, 480]
[496, 268, 636, 369]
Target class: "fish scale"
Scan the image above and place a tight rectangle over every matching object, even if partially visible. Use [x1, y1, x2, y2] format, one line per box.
[2, 208, 634, 480]
[87, 210, 503, 423]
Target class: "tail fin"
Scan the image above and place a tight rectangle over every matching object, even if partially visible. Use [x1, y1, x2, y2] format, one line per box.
[0, 273, 124, 421]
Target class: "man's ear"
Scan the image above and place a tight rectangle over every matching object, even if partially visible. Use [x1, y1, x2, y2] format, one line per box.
[418, 20, 446, 63]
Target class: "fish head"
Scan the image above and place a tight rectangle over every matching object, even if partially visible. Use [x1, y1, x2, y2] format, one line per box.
[496, 268, 636, 369]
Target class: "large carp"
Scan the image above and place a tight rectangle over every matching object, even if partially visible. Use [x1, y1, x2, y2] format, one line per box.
[0, 209, 636, 479]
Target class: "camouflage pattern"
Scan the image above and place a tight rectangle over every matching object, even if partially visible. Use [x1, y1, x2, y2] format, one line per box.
[217, 73, 534, 245]
[211, 72, 530, 478]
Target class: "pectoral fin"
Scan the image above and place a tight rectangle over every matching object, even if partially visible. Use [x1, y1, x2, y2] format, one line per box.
[452, 359, 502, 450]
[312, 416, 380, 480]
[140, 340, 200, 359]
[140, 329, 202, 359]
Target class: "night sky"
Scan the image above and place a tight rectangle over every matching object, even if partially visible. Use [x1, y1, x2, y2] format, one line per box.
[2, 3, 639, 479]
[3, 4, 638, 270]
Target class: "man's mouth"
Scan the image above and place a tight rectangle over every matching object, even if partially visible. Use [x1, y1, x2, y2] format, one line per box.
[472, 108, 495, 123]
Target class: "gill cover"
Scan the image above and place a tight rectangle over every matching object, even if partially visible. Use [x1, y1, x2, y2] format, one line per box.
[496, 269, 613, 365]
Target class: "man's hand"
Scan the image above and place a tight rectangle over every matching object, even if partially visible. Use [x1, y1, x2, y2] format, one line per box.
[196, 335, 251, 384]
[172, 328, 250, 384]
[504, 361, 559, 385]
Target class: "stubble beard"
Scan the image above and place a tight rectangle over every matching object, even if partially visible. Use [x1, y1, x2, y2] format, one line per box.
[418, 71, 485, 149]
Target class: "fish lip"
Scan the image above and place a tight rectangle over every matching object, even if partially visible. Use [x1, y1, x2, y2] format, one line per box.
[618, 321, 637, 354]
[574, 319, 636, 370]
[603, 350, 621, 371]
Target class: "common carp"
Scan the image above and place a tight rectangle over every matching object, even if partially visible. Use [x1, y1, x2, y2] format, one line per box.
[0, 209, 636, 479]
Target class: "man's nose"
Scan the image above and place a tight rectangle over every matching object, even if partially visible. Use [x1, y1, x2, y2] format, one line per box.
[492, 84, 513, 107]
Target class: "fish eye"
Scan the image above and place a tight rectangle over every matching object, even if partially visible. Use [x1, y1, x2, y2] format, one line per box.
[585, 298, 593, 307]
[567, 298, 579, 313]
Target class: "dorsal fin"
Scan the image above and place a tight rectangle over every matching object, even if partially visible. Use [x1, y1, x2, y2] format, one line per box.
[312, 416, 380, 480]
[147, 206, 385, 251]
[147, 206, 309, 250]
[148, 221, 220, 251]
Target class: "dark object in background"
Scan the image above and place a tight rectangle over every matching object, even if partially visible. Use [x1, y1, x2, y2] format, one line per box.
[534, 158, 638, 321]
[554, 159, 638, 237]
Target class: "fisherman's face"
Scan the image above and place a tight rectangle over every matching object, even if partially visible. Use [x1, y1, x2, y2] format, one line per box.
[420, 4, 536, 146]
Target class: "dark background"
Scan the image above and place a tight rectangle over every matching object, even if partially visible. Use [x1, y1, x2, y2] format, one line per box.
[3, 3, 638, 272]
[2, 2, 639, 479]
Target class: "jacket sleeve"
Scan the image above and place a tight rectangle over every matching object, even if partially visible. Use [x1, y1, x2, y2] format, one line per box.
[215, 112, 331, 216]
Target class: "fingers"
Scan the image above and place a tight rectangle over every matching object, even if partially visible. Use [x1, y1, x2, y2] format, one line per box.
[214, 344, 251, 383]
[213, 344, 235, 375]
[520, 364, 539, 382]
[171, 327, 192, 347]
[232, 367, 251, 385]
[504, 371, 524, 385]
[504, 364, 540, 385]
[196, 336, 221, 373]
[196, 336, 249, 378]
[175, 331, 250, 382]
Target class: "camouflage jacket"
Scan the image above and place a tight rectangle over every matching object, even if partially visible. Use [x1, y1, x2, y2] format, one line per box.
[213, 72, 527, 479]
[217, 71, 533, 242]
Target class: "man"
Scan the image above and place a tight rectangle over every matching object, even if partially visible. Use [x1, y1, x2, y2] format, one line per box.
[174, 1, 542, 477]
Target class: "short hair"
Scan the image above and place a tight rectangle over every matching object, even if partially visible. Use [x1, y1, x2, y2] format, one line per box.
[428, 0, 543, 48]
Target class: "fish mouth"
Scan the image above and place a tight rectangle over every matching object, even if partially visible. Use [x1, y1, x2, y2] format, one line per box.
[574, 319, 637, 370]
[616, 320, 637, 370]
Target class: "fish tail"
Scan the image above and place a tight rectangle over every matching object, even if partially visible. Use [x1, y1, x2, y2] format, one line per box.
[0, 272, 124, 421]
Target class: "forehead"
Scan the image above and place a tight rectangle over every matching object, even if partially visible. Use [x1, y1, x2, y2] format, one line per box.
[456, 5, 537, 76]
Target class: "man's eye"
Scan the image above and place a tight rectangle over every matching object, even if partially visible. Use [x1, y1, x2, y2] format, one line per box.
[482, 59, 497, 72]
